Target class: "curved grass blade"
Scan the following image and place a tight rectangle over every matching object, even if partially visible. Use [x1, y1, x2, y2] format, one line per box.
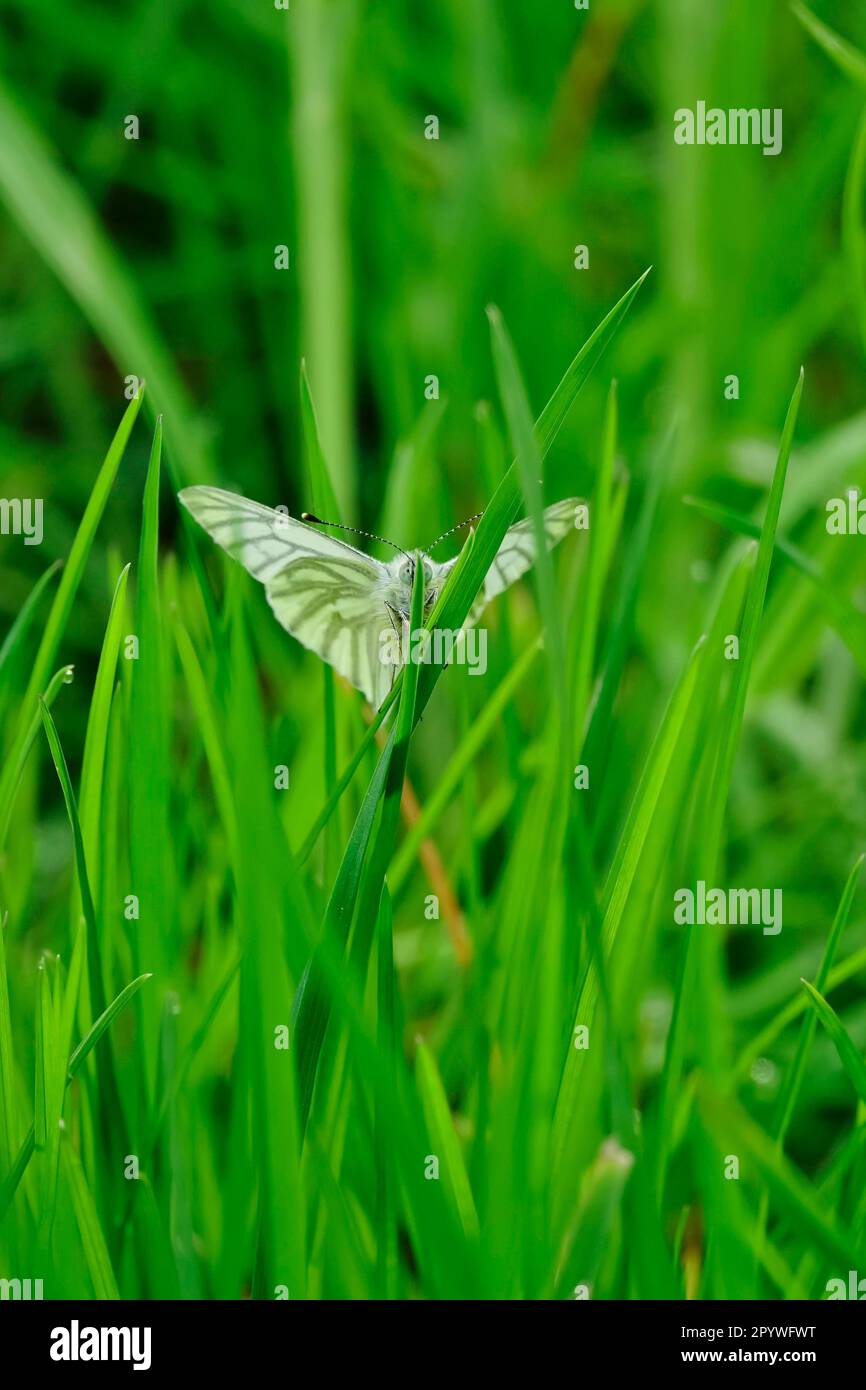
[0, 391, 144, 853]
[683, 493, 866, 676]
[16, 394, 143, 731]
[0, 664, 73, 853]
[801, 978, 866, 1108]
[775, 855, 865, 1140]
[415, 1040, 479, 1240]
[0, 80, 201, 481]
[0, 559, 61, 707]
[733, 944, 866, 1086]
[792, 2, 866, 87]
[66, 972, 153, 1080]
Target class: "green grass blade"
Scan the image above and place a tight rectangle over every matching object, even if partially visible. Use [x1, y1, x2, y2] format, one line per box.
[129, 417, 173, 1102]
[0, 559, 61, 708]
[60, 1137, 120, 1299]
[34, 955, 65, 1241]
[375, 887, 398, 1298]
[416, 1040, 479, 1240]
[15, 395, 143, 727]
[300, 357, 342, 523]
[77, 563, 131, 932]
[843, 104, 866, 357]
[0, 80, 201, 480]
[289, 2, 356, 517]
[39, 699, 102, 1015]
[67, 973, 154, 1081]
[801, 979, 866, 1108]
[487, 304, 567, 709]
[792, 1, 866, 87]
[702, 369, 804, 871]
[0, 664, 73, 870]
[0, 392, 144, 853]
[173, 618, 238, 858]
[0, 913, 15, 1178]
[573, 379, 618, 739]
[683, 493, 866, 676]
[300, 358, 342, 880]
[775, 856, 865, 1140]
[733, 945, 866, 1086]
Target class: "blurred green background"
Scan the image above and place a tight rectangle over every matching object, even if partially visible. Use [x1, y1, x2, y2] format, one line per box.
[2, 0, 866, 1299]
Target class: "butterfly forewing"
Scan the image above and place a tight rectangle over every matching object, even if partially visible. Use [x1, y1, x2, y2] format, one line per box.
[180, 486, 394, 705]
[179, 486, 386, 581]
[460, 497, 580, 626]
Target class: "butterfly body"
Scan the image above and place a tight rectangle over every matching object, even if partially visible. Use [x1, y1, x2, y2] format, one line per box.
[179, 486, 579, 708]
[382, 553, 443, 621]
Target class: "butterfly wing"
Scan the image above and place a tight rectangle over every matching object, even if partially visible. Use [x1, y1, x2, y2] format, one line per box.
[180, 486, 394, 706]
[266, 557, 396, 709]
[179, 486, 385, 579]
[434, 498, 580, 626]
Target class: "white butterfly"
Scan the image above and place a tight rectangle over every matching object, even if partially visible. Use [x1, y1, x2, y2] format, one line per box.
[179, 487, 579, 708]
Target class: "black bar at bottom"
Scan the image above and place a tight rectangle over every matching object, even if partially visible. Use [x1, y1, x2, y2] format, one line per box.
[0, 1296, 863, 1375]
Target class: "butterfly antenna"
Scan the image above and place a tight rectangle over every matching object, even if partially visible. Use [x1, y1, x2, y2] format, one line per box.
[425, 511, 485, 553]
[301, 511, 412, 562]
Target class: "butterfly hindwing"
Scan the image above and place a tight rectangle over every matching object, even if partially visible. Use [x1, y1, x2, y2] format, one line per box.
[266, 556, 396, 709]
